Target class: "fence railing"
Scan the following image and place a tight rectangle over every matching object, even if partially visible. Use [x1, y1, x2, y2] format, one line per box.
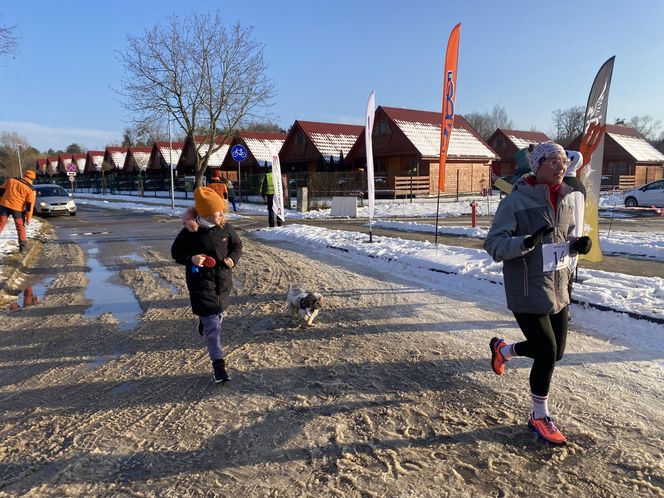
[394, 176, 430, 197]
[618, 175, 636, 190]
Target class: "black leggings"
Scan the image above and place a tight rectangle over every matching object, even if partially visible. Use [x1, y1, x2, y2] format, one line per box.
[513, 307, 568, 397]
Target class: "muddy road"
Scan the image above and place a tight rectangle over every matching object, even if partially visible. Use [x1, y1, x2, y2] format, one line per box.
[0, 206, 662, 497]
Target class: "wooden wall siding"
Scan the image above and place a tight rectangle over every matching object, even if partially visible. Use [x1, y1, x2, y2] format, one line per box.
[635, 165, 664, 185]
[428, 161, 491, 194]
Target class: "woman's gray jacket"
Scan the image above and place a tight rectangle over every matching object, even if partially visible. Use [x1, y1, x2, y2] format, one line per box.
[484, 176, 576, 314]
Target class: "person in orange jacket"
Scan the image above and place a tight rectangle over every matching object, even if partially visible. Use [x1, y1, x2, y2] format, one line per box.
[0, 170, 37, 253]
[207, 169, 228, 200]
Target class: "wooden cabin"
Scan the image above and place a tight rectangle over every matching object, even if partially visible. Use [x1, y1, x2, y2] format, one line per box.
[345, 106, 498, 195]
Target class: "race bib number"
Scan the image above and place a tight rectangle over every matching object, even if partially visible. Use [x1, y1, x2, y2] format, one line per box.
[541, 242, 570, 272]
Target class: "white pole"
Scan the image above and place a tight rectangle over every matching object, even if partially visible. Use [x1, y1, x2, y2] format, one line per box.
[15, 144, 23, 177]
[168, 117, 175, 210]
[237, 160, 241, 207]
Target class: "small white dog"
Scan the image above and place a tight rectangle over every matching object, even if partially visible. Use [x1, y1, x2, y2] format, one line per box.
[286, 285, 323, 327]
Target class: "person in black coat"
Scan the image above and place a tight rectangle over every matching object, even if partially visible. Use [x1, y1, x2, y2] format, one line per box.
[171, 187, 243, 384]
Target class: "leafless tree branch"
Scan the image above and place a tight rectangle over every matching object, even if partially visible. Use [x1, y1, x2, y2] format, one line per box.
[117, 12, 274, 185]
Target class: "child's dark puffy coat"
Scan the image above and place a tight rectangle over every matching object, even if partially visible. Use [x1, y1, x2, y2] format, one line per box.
[171, 223, 242, 316]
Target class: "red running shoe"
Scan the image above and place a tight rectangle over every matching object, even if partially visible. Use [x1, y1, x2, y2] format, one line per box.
[528, 413, 567, 445]
[489, 337, 508, 376]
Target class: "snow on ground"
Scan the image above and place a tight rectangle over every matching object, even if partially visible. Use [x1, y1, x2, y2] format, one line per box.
[371, 220, 664, 262]
[254, 224, 663, 360]
[0, 218, 43, 259]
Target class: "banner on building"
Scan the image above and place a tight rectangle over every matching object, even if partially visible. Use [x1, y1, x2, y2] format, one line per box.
[579, 56, 615, 262]
[365, 90, 376, 221]
[438, 23, 461, 192]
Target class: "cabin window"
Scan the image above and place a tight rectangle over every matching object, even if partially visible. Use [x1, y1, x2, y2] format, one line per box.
[296, 131, 306, 145]
[378, 121, 390, 135]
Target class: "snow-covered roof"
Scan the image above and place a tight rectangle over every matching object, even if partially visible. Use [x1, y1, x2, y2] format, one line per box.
[392, 120, 497, 159]
[309, 133, 359, 161]
[298, 121, 363, 163]
[74, 157, 86, 173]
[383, 107, 497, 160]
[608, 132, 664, 163]
[157, 143, 183, 167]
[241, 132, 287, 165]
[197, 142, 229, 167]
[110, 150, 127, 170]
[89, 153, 104, 170]
[132, 152, 151, 170]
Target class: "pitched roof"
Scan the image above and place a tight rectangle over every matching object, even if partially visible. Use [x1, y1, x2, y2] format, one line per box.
[499, 129, 551, 150]
[605, 124, 664, 163]
[298, 120, 364, 160]
[381, 106, 497, 159]
[238, 131, 288, 165]
[155, 141, 185, 166]
[190, 136, 231, 167]
[128, 147, 152, 169]
[72, 154, 87, 173]
[87, 150, 105, 170]
[106, 147, 128, 170]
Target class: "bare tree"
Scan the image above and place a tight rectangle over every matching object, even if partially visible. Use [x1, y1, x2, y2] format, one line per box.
[627, 115, 661, 141]
[0, 132, 36, 177]
[243, 120, 286, 133]
[551, 106, 584, 146]
[464, 105, 514, 140]
[0, 16, 17, 57]
[118, 12, 274, 186]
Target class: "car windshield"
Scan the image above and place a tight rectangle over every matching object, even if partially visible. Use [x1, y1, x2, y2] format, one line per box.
[36, 186, 68, 197]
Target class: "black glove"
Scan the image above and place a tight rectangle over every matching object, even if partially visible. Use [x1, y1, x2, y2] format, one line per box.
[571, 236, 592, 255]
[523, 225, 554, 249]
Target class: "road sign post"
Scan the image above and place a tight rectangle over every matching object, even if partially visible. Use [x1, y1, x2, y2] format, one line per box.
[231, 144, 247, 206]
[66, 163, 77, 194]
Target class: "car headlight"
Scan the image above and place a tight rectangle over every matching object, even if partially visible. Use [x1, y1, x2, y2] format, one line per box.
[67, 201, 76, 208]
[40, 202, 47, 207]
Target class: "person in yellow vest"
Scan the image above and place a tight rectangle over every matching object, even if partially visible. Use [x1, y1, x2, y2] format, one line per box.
[261, 169, 283, 227]
[0, 170, 37, 253]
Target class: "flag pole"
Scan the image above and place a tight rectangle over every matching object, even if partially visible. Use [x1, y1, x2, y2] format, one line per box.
[365, 90, 377, 243]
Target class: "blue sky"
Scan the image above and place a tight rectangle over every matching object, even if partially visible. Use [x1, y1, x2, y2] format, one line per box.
[0, 0, 662, 151]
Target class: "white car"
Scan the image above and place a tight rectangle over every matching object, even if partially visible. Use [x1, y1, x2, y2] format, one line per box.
[623, 179, 664, 208]
[34, 184, 77, 216]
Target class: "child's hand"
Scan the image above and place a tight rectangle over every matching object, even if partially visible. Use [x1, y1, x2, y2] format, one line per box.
[191, 254, 206, 267]
[223, 257, 235, 268]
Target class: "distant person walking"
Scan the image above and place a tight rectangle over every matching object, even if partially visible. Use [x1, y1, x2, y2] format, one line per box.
[0, 170, 37, 253]
[261, 169, 283, 227]
[484, 142, 592, 446]
[208, 169, 228, 201]
[223, 176, 237, 212]
[171, 186, 243, 385]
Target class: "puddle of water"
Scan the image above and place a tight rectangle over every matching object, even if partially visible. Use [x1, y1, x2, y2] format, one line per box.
[124, 253, 145, 263]
[83, 245, 143, 331]
[31, 277, 55, 302]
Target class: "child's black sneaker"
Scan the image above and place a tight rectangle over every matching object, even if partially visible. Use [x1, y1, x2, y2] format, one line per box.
[212, 358, 229, 384]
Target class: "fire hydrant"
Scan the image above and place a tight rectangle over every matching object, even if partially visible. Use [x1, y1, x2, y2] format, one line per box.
[470, 200, 478, 228]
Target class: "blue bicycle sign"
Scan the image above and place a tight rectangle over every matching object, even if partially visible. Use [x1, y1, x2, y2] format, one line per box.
[231, 145, 247, 162]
